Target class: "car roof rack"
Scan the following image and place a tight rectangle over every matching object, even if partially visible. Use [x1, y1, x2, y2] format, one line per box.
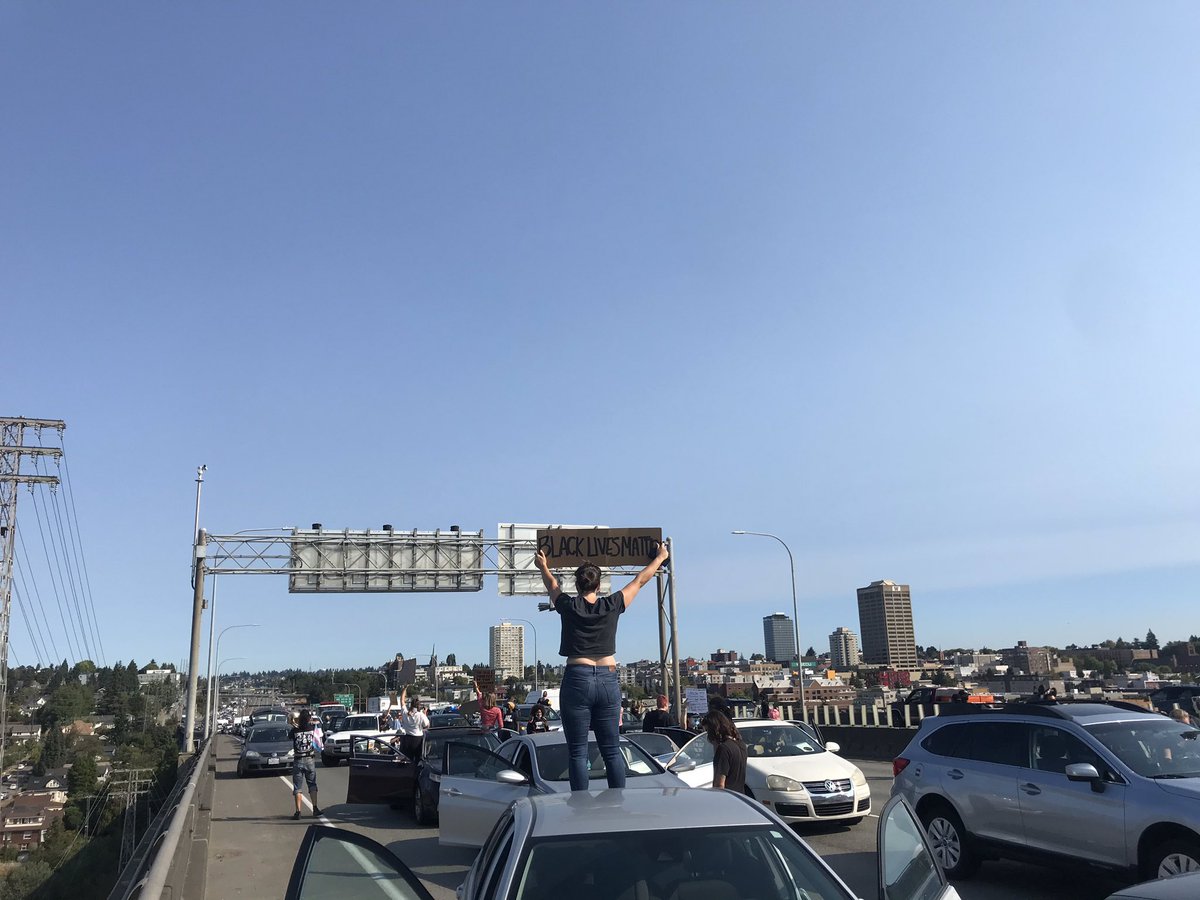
[934, 699, 1153, 720]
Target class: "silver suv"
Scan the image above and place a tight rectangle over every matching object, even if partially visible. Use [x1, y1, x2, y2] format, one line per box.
[891, 701, 1200, 882]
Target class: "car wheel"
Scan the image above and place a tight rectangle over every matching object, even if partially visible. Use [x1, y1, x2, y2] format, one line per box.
[919, 802, 979, 879]
[321, 754, 337, 767]
[1145, 838, 1200, 880]
[236, 764, 245, 778]
[413, 784, 431, 826]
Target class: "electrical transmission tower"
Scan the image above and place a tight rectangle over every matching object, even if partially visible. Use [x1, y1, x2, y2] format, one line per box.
[115, 768, 154, 870]
[0, 417, 64, 774]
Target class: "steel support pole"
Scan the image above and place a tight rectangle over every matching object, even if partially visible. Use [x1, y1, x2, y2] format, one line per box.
[203, 576, 218, 741]
[666, 537, 682, 726]
[656, 574, 669, 713]
[184, 530, 207, 753]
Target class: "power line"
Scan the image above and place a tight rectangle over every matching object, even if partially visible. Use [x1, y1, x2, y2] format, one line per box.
[16, 533, 61, 662]
[12, 585, 45, 667]
[56, 440, 105, 666]
[30, 484, 82, 662]
[42, 459, 94, 662]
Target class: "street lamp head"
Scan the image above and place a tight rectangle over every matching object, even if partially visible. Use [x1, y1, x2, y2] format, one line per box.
[731, 530, 746, 535]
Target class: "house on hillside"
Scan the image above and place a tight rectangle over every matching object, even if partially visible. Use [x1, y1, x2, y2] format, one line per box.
[3, 723, 39, 742]
[25, 771, 68, 805]
[0, 796, 65, 851]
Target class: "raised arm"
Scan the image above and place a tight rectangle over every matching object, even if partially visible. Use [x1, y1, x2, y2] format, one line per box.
[619, 541, 670, 609]
[534, 548, 562, 602]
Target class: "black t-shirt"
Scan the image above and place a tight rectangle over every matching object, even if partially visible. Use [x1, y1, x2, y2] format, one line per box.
[554, 591, 625, 658]
[289, 726, 318, 759]
[641, 709, 676, 733]
[712, 738, 748, 794]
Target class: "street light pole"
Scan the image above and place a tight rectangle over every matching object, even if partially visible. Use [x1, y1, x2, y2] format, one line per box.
[209, 624, 262, 737]
[504, 618, 539, 693]
[334, 682, 363, 713]
[733, 530, 807, 721]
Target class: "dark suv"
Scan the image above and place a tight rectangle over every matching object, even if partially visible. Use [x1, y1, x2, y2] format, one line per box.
[1148, 685, 1200, 717]
[891, 702, 1200, 882]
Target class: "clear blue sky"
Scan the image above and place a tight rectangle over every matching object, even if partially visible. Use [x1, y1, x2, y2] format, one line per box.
[4, 4, 1199, 674]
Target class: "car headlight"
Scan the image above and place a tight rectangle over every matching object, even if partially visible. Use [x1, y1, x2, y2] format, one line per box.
[244, 750, 261, 759]
[851, 768, 868, 787]
[765, 775, 805, 792]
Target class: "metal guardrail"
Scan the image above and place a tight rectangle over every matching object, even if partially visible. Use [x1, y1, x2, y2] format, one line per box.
[108, 738, 214, 900]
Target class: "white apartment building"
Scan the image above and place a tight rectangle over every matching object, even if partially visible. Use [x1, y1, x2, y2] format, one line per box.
[828, 627, 862, 668]
[490, 622, 525, 680]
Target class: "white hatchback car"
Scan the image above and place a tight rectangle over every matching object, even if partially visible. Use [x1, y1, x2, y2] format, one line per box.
[674, 719, 871, 824]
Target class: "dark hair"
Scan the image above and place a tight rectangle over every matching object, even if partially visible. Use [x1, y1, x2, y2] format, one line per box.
[531, 705, 545, 717]
[574, 562, 602, 594]
[298, 710, 313, 730]
[701, 710, 740, 744]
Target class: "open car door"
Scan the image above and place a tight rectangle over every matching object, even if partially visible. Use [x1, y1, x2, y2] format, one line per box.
[285, 824, 435, 900]
[346, 735, 417, 805]
[438, 741, 534, 848]
[877, 795, 962, 900]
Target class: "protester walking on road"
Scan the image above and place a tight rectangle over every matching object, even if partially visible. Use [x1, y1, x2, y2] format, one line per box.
[641, 694, 677, 733]
[702, 709, 748, 794]
[536, 540, 670, 791]
[289, 710, 323, 818]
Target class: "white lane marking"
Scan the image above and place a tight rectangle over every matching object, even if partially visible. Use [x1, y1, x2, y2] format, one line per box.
[277, 775, 412, 900]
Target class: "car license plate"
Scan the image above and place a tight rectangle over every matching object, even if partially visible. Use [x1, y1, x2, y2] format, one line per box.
[268, 757, 282, 765]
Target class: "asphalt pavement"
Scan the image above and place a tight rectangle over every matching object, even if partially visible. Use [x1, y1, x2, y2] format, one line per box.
[207, 735, 1135, 900]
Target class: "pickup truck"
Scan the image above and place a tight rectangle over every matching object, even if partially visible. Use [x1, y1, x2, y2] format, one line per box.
[322, 712, 393, 766]
[890, 686, 996, 718]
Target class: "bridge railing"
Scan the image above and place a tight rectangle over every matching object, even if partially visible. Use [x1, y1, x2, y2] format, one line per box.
[108, 738, 215, 900]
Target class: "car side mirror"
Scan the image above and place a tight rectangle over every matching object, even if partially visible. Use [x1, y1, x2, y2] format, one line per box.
[1065, 762, 1105, 792]
[668, 757, 697, 773]
[496, 769, 529, 786]
[824, 741, 840, 754]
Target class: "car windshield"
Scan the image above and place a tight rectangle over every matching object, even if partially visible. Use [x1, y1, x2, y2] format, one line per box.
[741, 725, 825, 758]
[513, 825, 847, 900]
[535, 740, 661, 781]
[1085, 719, 1200, 778]
[627, 733, 677, 756]
[425, 730, 498, 762]
[342, 716, 377, 731]
[248, 727, 290, 743]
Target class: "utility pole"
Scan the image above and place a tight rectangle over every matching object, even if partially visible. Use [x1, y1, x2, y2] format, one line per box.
[115, 768, 154, 869]
[0, 418, 65, 775]
[184, 528, 207, 753]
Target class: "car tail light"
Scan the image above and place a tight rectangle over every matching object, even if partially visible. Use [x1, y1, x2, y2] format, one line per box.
[893, 757, 911, 777]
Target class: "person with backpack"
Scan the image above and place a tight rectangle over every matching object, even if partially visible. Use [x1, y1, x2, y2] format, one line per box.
[289, 709, 323, 819]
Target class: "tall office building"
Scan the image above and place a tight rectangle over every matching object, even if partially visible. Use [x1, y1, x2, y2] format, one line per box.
[856, 580, 918, 668]
[490, 622, 525, 680]
[762, 613, 796, 664]
[828, 627, 861, 669]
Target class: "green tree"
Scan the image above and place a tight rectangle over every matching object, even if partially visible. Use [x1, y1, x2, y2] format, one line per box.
[0, 859, 52, 900]
[1146, 629, 1160, 650]
[68, 753, 97, 799]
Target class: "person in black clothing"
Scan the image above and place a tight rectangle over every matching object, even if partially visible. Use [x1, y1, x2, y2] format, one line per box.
[535, 541, 670, 791]
[702, 709, 748, 794]
[641, 694, 676, 733]
[526, 704, 551, 733]
[289, 710, 323, 818]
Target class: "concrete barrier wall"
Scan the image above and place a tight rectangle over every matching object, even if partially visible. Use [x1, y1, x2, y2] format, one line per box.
[821, 725, 917, 762]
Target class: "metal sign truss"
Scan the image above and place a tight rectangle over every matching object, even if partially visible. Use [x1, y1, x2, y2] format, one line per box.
[195, 527, 684, 726]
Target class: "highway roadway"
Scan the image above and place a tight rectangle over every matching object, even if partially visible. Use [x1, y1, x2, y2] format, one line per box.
[206, 735, 1134, 899]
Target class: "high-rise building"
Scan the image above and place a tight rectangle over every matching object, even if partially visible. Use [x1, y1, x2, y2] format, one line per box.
[828, 627, 861, 668]
[856, 580, 918, 668]
[762, 613, 796, 665]
[490, 622, 525, 680]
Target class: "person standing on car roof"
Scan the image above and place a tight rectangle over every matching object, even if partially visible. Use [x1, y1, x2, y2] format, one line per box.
[535, 540, 670, 791]
[288, 710, 323, 819]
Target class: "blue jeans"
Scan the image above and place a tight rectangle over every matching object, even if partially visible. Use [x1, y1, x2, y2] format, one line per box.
[559, 664, 626, 791]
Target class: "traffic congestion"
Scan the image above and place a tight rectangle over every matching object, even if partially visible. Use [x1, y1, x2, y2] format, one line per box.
[213, 690, 1200, 900]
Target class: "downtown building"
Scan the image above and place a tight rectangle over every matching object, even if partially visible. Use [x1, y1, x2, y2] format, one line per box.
[762, 613, 797, 665]
[828, 626, 862, 669]
[489, 622, 525, 681]
[856, 580, 918, 669]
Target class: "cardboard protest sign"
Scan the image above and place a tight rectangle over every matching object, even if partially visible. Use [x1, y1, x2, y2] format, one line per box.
[536, 527, 663, 567]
